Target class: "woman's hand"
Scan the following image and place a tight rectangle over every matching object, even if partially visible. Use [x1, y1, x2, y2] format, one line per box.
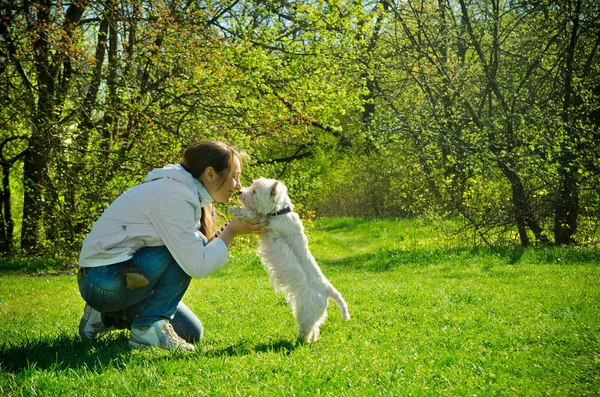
[217, 217, 270, 246]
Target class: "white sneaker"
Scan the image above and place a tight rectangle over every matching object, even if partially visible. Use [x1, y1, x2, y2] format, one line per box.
[79, 304, 115, 341]
[128, 320, 195, 351]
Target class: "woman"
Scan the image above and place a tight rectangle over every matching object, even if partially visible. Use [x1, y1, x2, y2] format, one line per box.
[77, 141, 269, 351]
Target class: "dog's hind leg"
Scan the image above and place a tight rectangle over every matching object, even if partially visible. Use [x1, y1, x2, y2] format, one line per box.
[327, 285, 350, 321]
[295, 295, 328, 342]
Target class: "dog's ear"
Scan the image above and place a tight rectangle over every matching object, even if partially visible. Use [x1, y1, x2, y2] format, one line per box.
[270, 181, 279, 198]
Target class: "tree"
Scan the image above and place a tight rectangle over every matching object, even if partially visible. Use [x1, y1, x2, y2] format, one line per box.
[346, 0, 600, 246]
[553, 0, 600, 244]
[1, 0, 364, 256]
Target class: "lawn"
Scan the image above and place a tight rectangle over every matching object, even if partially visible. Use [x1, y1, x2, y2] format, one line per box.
[0, 218, 599, 396]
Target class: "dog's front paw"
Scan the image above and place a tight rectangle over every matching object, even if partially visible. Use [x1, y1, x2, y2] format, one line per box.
[228, 206, 243, 218]
[228, 206, 255, 220]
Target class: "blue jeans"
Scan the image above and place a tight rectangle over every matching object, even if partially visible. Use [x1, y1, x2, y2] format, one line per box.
[78, 246, 203, 341]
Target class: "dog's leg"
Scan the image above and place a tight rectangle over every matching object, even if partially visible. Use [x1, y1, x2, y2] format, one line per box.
[264, 236, 330, 342]
[327, 285, 351, 321]
[295, 296, 328, 342]
[283, 229, 351, 324]
[228, 206, 257, 220]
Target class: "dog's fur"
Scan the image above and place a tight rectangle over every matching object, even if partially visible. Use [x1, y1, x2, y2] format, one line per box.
[229, 177, 350, 342]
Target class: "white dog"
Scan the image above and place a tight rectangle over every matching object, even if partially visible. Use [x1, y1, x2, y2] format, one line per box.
[228, 177, 350, 342]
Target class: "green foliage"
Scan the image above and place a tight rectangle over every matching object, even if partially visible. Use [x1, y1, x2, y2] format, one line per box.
[1, 0, 367, 257]
[311, 150, 435, 218]
[1, 0, 599, 256]
[318, 0, 600, 246]
[0, 256, 72, 275]
[1, 218, 599, 395]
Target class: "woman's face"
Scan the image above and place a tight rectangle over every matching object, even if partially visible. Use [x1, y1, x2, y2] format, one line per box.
[203, 156, 242, 203]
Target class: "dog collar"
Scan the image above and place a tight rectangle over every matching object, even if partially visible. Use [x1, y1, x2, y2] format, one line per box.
[270, 207, 293, 216]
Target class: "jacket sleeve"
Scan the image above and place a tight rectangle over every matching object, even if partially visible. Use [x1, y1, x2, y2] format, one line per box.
[145, 192, 228, 278]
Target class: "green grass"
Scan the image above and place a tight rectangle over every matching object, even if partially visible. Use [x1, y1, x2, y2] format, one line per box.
[1, 217, 599, 396]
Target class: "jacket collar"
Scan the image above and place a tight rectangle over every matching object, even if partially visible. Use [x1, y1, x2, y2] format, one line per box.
[145, 164, 214, 206]
[193, 178, 214, 207]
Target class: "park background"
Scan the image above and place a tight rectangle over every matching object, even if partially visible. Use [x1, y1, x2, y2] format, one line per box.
[1, 1, 600, 395]
[1, 0, 599, 260]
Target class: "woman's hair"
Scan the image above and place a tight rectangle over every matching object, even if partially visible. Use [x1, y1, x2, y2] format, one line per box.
[180, 140, 247, 239]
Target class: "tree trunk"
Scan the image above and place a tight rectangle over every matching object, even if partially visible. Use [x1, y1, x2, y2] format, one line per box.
[21, 0, 54, 253]
[554, 0, 582, 245]
[21, 136, 50, 253]
[0, 163, 8, 252]
[0, 137, 28, 254]
[554, 164, 579, 245]
[497, 161, 549, 246]
[17, 0, 90, 253]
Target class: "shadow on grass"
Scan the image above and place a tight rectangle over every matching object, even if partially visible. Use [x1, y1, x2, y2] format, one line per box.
[0, 257, 76, 276]
[314, 218, 382, 232]
[0, 333, 133, 373]
[204, 338, 298, 358]
[0, 334, 300, 374]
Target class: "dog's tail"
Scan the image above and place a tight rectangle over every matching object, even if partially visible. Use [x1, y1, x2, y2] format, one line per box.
[327, 285, 350, 321]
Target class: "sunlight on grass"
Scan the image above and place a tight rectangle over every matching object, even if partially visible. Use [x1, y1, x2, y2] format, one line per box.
[308, 217, 455, 261]
[1, 218, 599, 396]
